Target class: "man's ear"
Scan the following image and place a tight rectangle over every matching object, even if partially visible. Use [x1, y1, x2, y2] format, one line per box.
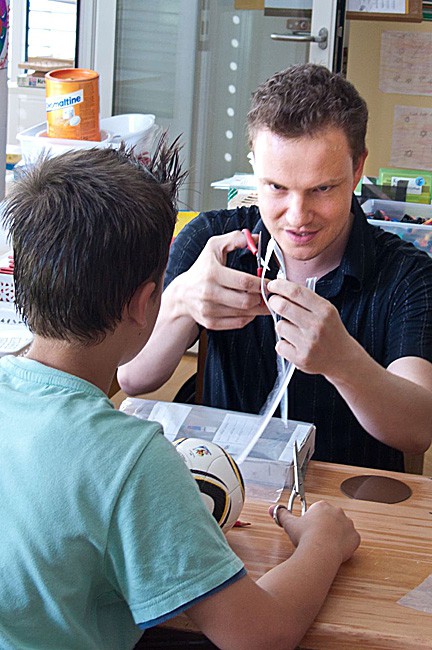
[352, 149, 368, 190]
[126, 281, 157, 327]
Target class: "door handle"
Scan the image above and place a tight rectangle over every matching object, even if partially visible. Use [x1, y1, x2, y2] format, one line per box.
[271, 27, 328, 50]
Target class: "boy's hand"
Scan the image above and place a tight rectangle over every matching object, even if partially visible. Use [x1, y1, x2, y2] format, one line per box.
[269, 500, 360, 564]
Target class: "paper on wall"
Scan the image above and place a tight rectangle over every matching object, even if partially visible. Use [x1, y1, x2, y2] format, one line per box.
[380, 32, 432, 96]
[390, 105, 432, 171]
[348, 0, 406, 12]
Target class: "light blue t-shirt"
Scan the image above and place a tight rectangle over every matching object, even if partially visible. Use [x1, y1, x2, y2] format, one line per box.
[0, 356, 244, 650]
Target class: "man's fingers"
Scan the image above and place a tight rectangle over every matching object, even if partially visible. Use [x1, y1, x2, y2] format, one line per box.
[267, 279, 318, 310]
[209, 229, 257, 257]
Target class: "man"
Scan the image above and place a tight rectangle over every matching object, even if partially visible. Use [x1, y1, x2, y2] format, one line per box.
[0, 141, 359, 650]
[118, 64, 432, 472]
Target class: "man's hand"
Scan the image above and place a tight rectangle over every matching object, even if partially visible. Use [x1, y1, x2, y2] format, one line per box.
[177, 230, 269, 330]
[117, 230, 269, 396]
[267, 278, 432, 453]
[267, 279, 353, 378]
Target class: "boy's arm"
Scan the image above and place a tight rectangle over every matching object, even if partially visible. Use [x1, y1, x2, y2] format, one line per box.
[118, 231, 267, 396]
[187, 502, 360, 650]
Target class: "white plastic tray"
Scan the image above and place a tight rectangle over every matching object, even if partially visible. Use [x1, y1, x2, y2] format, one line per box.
[0, 302, 33, 357]
[17, 122, 115, 163]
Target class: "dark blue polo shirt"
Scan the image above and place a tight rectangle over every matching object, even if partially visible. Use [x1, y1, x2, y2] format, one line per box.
[166, 198, 432, 471]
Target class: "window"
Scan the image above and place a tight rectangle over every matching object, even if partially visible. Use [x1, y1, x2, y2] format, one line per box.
[25, 0, 79, 64]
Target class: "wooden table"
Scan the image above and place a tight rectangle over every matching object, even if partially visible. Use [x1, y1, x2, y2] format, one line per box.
[166, 461, 432, 649]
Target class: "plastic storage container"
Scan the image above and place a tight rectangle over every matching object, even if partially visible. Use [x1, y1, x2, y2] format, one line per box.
[0, 249, 14, 302]
[378, 167, 432, 204]
[17, 122, 113, 164]
[0, 273, 14, 303]
[0, 302, 33, 357]
[17, 114, 158, 164]
[121, 397, 316, 500]
[100, 113, 156, 149]
[361, 198, 432, 257]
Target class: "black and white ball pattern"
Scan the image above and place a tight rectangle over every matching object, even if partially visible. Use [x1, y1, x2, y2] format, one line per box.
[173, 437, 245, 532]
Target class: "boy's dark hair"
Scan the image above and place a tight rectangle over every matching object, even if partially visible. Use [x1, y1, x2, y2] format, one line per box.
[247, 63, 368, 166]
[2, 135, 185, 343]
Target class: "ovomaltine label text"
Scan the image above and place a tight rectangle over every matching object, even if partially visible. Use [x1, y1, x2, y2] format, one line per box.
[46, 89, 84, 112]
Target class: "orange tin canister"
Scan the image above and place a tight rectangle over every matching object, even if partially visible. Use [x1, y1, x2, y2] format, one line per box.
[45, 68, 101, 142]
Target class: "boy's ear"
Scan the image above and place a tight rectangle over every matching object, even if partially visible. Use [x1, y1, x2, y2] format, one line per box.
[126, 281, 157, 327]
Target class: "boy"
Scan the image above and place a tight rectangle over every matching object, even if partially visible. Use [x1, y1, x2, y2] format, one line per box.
[0, 141, 359, 649]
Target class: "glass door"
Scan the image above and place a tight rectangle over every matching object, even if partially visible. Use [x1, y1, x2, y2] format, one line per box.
[192, 0, 346, 210]
[83, 0, 346, 210]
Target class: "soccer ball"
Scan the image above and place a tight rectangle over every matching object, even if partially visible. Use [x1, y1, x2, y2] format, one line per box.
[173, 437, 245, 533]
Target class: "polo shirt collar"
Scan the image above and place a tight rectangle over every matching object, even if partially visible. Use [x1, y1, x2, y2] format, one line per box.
[319, 196, 376, 298]
[238, 197, 376, 292]
[238, 218, 280, 277]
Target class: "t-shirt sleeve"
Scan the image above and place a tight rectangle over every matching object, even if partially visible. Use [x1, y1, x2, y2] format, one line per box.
[104, 430, 245, 627]
[385, 259, 432, 366]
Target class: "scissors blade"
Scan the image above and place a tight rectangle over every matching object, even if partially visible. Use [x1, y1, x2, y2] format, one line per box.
[257, 233, 263, 277]
[293, 440, 304, 498]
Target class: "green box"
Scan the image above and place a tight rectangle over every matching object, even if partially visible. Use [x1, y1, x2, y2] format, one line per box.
[378, 167, 432, 204]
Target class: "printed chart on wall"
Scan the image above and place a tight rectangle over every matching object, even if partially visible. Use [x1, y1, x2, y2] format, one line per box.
[391, 106, 432, 170]
[380, 31, 432, 94]
[348, 0, 407, 12]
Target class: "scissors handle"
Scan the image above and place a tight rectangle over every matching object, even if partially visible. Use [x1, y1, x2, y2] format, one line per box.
[242, 229, 264, 278]
[242, 228, 258, 256]
[287, 489, 307, 515]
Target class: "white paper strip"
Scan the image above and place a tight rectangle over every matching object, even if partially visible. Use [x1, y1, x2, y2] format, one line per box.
[147, 402, 192, 441]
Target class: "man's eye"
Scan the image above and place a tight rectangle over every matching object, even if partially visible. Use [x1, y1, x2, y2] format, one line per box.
[270, 183, 284, 191]
[315, 185, 332, 193]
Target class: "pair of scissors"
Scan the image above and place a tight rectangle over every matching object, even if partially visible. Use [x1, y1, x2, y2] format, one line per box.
[273, 440, 307, 527]
[287, 440, 307, 515]
[242, 228, 263, 278]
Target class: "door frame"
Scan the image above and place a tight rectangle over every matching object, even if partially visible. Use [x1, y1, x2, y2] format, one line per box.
[309, 0, 346, 71]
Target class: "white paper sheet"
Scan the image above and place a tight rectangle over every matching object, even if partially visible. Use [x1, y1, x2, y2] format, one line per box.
[211, 174, 257, 190]
[348, 0, 406, 13]
[391, 105, 432, 171]
[147, 402, 192, 441]
[278, 424, 312, 462]
[0, 301, 33, 356]
[380, 32, 432, 96]
[398, 573, 432, 614]
[212, 413, 259, 457]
